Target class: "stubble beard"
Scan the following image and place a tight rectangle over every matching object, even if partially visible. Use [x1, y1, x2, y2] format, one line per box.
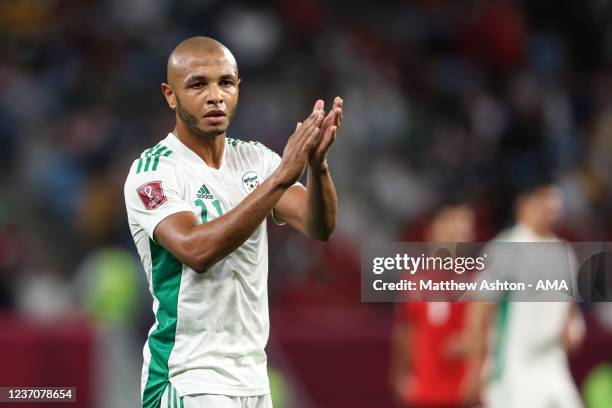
[176, 96, 235, 139]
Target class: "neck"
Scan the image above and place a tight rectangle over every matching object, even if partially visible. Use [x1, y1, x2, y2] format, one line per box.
[174, 122, 225, 169]
[520, 219, 552, 237]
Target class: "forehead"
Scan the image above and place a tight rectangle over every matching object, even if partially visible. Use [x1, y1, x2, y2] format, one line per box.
[174, 49, 238, 81]
[438, 207, 473, 223]
[524, 186, 561, 203]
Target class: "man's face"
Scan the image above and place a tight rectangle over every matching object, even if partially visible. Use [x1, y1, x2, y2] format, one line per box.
[165, 50, 239, 138]
[528, 185, 563, 228]
[428, 205, 476, 243]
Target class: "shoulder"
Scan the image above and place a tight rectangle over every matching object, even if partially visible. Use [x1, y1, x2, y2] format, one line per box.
[125, 141, 181, 187]
[226, 137, 280, 165]
[492, 226, 519, 243]
[133, 141, 178, 173]
[226, 137, 274, 154]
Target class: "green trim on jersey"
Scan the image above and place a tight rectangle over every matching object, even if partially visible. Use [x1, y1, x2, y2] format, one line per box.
[137, 146, 173, 174]
[226, 137, 264, 148]
[142, 239, 183, 408]
[492, 294, 511, 381]
[226, 137, 242, 146]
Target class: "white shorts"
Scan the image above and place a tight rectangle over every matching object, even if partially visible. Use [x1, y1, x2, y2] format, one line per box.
[160, 382, 273, 408]
[485, 372, 583, 408]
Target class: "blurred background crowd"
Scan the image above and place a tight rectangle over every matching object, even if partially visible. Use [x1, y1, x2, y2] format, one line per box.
[0, 0, 612, 407]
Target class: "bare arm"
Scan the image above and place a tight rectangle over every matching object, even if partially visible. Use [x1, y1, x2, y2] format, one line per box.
[461, 301, 495, 404]
[154, 110, 323, 272]
[274, 97, 342, 240]
[272, 165, 337, 240]
[562, 303, 585, 353]
[304, 163, 337, 240]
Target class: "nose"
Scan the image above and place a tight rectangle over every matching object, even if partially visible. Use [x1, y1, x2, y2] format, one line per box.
[206, 84, 223, 106]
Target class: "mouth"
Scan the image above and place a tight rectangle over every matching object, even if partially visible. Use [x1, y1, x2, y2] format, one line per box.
[203, 109, 227, 125]
[204, 109, 226, 117]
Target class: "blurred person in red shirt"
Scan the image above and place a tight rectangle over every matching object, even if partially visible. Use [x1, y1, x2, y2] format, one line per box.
[390, 201, 480, 408]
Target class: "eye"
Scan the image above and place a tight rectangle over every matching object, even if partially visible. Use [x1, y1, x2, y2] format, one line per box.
[221, 80, 234, 87]
[191, 82, 204, 89]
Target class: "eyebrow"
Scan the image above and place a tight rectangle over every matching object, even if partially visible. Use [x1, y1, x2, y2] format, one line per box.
[219, 74, 237, 82]
[185, 74, 237, 83]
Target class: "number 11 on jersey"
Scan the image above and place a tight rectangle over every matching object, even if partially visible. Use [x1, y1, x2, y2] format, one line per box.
[194, 199, 224, 223]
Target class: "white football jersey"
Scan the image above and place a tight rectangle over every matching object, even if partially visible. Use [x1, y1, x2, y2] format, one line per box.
[124, 133, 289, 408]
[486, 224, 582, 408]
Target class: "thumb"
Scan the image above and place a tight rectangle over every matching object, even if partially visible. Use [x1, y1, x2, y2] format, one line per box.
[295, 122, 302, 131]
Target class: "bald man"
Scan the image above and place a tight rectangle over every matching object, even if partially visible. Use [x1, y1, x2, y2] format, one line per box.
[124, 37, 342, 408]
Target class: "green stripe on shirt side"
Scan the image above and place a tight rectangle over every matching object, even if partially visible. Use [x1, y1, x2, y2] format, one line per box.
[142, 239, 183, 408]
[166, 384, 171, 408]
[168, 384, 173, 408]
[492, 294, 511, 381]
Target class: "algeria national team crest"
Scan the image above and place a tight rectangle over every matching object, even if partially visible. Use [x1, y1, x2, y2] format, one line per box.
[241, 171, 263, 194]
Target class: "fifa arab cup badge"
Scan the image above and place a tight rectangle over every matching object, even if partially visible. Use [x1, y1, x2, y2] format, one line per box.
[242, 171, 263, 194]
[137, 181, 167, 210]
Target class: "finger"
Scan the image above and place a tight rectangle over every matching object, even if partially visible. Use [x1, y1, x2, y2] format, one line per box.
[333, 107, 342, 128]
[315, 110, 324, 128]
[321, 98, 342, 129]
[307, 109, 323, 125]
[303, 125, 321, 153]
[327, 125, 338, 146]
[298, 112, 319, 133]
[317, 125, 337, 154]
[321, 121, 335, 141]
[310, 119, 323, 142]
[312, 99, 324, 114]
[321, 110, 335, 130]
[332, 97, 343, 128]
[295, 121, 302, 131]
[320, 127, 337, 154]
[297, 112, 322, 141]
[308, 111, 323, 128]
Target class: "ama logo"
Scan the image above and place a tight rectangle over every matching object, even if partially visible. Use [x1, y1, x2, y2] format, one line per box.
[241, 171, 263, 194]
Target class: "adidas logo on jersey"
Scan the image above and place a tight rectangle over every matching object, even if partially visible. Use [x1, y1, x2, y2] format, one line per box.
[197, 184, 214, 200]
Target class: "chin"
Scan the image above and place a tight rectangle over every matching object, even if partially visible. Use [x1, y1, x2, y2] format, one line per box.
[198, 127, 226, 138]
[198, 122, 227, 134]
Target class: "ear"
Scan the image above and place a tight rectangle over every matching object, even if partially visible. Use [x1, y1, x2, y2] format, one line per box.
[161, 83, 177, 110]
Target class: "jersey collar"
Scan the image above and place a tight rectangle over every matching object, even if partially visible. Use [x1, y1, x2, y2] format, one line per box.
[514, 223, 558, 242]
[164, 132, 228, 171]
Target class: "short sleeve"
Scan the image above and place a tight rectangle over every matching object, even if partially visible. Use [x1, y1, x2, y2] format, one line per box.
[260, 145, 303, 226]
[262, 146, 282, 179]
[124, 156, 193, 241]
